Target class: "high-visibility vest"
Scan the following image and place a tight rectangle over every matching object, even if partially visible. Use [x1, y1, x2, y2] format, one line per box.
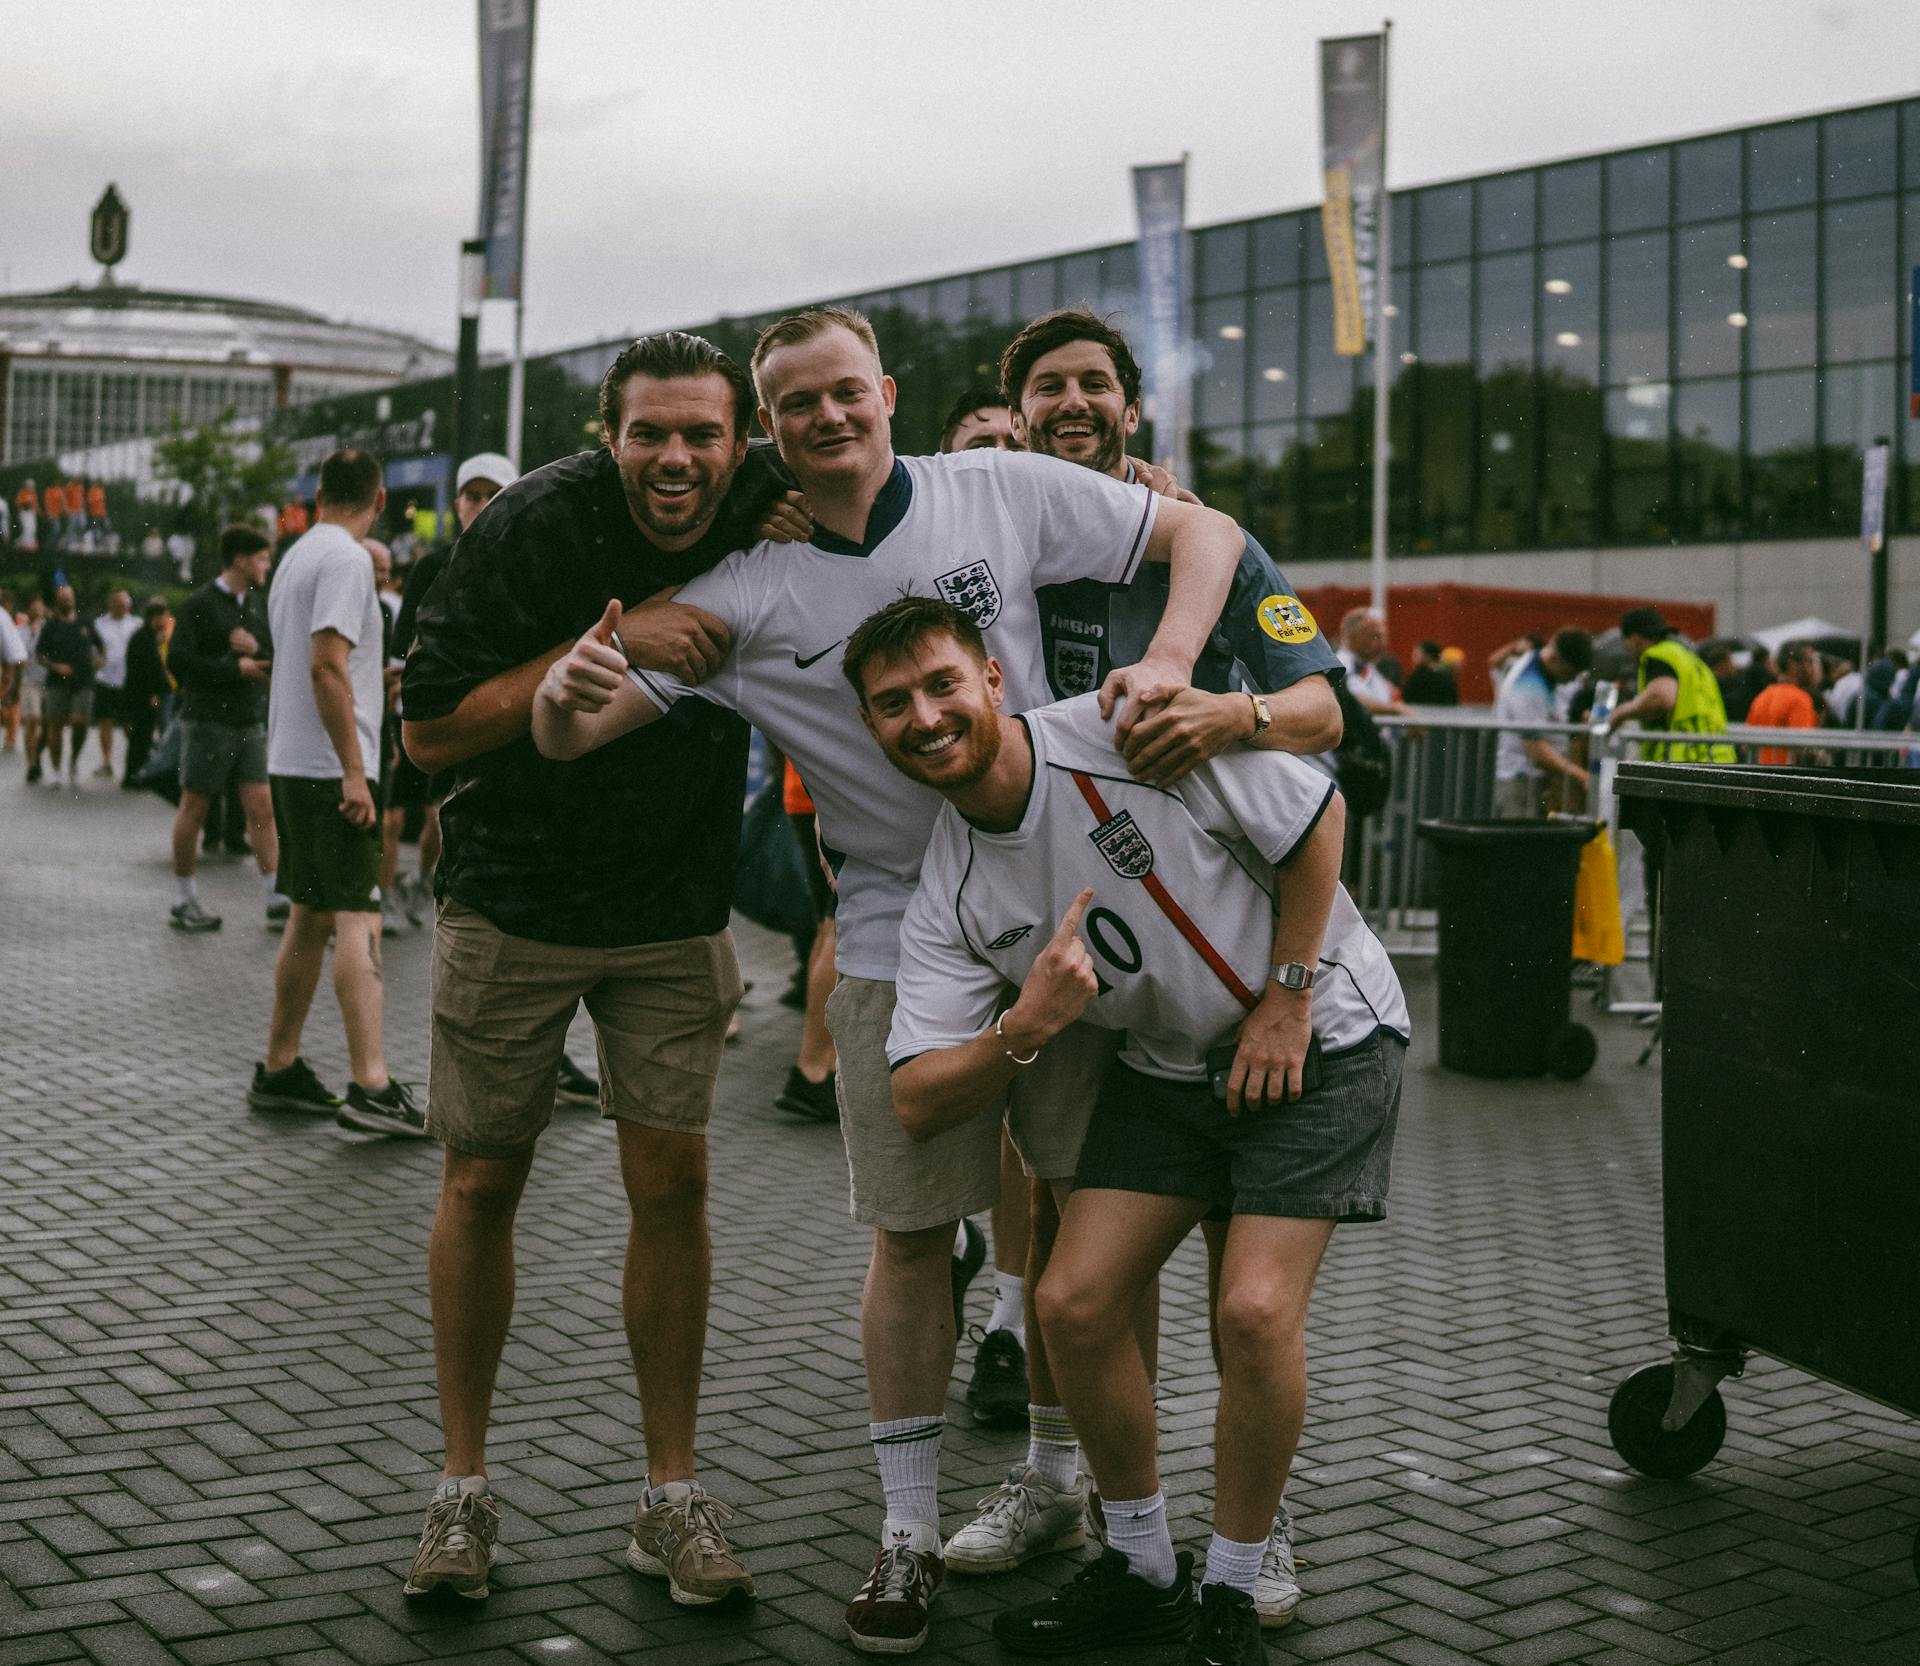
[1638, 639, 1737, 763]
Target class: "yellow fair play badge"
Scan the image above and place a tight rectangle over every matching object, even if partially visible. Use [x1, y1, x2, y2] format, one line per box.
[1257, 594, 1318, 644]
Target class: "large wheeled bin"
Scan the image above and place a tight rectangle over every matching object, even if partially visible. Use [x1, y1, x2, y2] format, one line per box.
[1415, 817, 1599, 1080]
[1609, 762, 1920, 1581]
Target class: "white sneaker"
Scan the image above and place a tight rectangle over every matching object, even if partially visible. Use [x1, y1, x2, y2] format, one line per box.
[1252, 1507, 1300, 1627]
[943, 1465, 1086, 1575]
[381, 896, 406, 937]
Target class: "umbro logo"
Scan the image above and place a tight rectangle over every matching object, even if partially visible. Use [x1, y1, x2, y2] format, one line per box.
[793, 640, 842, 670]
[987, 924, 1036, 951]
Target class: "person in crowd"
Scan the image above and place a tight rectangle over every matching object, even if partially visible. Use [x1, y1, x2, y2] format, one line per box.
[41, 483, 67, 555]
[253, 450, 424, 1135]
[1336, 609, 1402, 716]
[35, 585, 100, 789]
[775, 758, 841, 1122]
[18, 597, 49, 782]
[397, 339, 789, 1608]
[167, 526, 283, 932]
[89, 588, 142, 780]
[363, 536, 410, 938]
[166, 527, 196, 581]
[939, 383, 1020, 454]
[989, 305, 1343, 1605]
[846, 596, 1405, 1664]
[1747, 639, 1825, 765]
[532, 304, 1243, 1656]
[86, 481, 109, 536]
[1607, 607, 1735, 763]
[13, 481, 37, 554]
[140, 526, 166, 562]
[1492, 629, 1593, 817]
[0, 603, 26, 745]
[120, 596, 174, 787]
[1400, 640, 1459, 705]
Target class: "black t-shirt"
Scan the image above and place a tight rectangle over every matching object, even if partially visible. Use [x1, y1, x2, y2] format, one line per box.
[37, 616, 99, 688]
[402, 447, 771, 948]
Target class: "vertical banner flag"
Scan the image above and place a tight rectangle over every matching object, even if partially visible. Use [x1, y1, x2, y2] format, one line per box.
[477, 0, 536, 301]
[1861, 441, 1889, 554]
[1909, 266, 1919, 417]
[1132, 160, 1190, 481]
[1319, 33, 1385, 357]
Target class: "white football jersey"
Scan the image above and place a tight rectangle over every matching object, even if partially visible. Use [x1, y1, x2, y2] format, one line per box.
[886, 695, 1410, 1082]
[629, 450, 1158, 979]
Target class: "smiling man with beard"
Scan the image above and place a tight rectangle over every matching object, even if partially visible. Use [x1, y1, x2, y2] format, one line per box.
[396, 333, 781, 1609]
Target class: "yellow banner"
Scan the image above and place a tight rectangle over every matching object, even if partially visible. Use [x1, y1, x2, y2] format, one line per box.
[1321, 168, 1366, 357]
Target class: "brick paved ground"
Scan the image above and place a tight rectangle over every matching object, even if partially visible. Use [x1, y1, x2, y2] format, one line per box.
[0, 779, 1915, 1666]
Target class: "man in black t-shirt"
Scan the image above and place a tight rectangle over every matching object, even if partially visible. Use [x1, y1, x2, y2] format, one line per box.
[35, 585, 100, 788]
[397, 333, 775, 1609]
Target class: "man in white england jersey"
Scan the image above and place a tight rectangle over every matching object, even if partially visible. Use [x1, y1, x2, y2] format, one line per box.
[846, 596, 1406, 1665]
[532, 306, 1244, 1654]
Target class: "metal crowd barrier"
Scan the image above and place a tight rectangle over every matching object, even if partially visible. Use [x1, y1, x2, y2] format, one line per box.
[1348, 703, 1917, 958]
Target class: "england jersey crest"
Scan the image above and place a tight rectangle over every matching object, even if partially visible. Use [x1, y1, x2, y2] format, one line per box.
[935, 560, 1003, 629]
[1090, 809, 1154, 879]
[1052, 640, 1100, 697]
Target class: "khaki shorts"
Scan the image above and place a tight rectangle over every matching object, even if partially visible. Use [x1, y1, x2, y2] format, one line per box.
[827, 976, 1119, 1232]
[428, 900, 744, 1158]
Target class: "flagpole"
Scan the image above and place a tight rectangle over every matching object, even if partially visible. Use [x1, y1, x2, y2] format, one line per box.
[1369, 18, 1393, 619]
[506, 297, 526, 472]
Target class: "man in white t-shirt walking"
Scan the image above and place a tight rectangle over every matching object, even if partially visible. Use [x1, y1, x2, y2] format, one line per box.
[89, 588, 141, 779]
[533, 306, 1243, 1654]
[1335, 608, 1403, 716]
[849, 596, 1406, 1664]
[258, 449, 425, 1139]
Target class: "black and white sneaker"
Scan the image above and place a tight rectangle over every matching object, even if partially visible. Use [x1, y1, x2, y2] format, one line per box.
[965, 1326, 1030, 1428]
[555, 1054, 599, 1105]
[993, 1548, 1194, 1656]
[249, 1058, 341, 1115]
[337, 1079, 431, 1139]
[774, 1066, 838, 1123]
[170, 898, 223, 933]
[1186, 1582, 1263, 1665]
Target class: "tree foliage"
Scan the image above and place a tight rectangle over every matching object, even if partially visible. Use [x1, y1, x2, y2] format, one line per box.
[152, 409, 295, 579]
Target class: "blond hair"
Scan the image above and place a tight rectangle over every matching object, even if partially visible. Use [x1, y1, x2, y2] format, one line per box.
[750, 306, 882, 405]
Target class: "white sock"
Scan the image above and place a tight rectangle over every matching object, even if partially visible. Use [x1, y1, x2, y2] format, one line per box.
[1104, 1492, 1177, 1587]
[174, 877, 195, 907]
[1026, 1404, 1077, 1492]
[644, 1477, 694, 1509]
[1202, 1531, 1265, 1594]
[953, 1221, 970, 1257]
[987, 1271, 1025, 1342]
[436, 1474, 488, 1501]
[260, 870, 278, 900]
[870, 1416, 942, 1530]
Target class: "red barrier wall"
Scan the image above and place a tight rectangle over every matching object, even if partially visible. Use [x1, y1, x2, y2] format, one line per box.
[1293, 582, 1717, 703]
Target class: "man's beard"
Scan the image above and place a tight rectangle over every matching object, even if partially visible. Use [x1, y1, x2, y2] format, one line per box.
[1031, 411, 1125, 477]
[617, 466, 728, 544]
[892, 708, 1002, 790]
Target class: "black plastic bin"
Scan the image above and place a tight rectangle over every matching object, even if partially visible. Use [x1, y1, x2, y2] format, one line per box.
[1608, 763, 1920, 1575]
[1416, 817, 1598, 1080]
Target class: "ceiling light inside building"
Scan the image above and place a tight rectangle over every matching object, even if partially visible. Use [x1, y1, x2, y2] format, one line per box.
[1728, 310, 1749, 327]
[1400, 351, 1418, 364]
[1555, 331, 1582, 347]
[1727, 253, 1749, 269]
[1261, 367, 1288, 382]
[1544, 278, 1573, 295]
[1218, 324, 1245, 340]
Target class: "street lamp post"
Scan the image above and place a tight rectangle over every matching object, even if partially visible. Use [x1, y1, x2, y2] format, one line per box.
[455, 238, 486, 470]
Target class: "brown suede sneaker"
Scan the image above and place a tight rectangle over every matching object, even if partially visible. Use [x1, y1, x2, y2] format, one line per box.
[625, 1481, 754, 1606]
[845, 1529, 944, 1654]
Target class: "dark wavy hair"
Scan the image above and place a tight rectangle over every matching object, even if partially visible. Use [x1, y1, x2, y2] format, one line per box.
[999, 308, 1143, 409]
[598, 332, 753, 439]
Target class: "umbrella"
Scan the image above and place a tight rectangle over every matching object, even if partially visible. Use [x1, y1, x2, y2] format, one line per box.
[1749, 615, 1864, 657]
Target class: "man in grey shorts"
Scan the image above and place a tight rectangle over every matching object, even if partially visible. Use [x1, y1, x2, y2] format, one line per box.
[857, 596, 1408, 1663]
[166, 524, 286, 932]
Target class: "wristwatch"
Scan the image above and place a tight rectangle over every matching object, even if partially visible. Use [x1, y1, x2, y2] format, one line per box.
[1247, 692, 1272, 735]
[1269, 961, 1316, 992]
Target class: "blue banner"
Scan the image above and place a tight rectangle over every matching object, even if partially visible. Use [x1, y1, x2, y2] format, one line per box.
[1131, 160, 1189, 481]
[1910, 266, 1918, 418]
[477, 0, 536, 301]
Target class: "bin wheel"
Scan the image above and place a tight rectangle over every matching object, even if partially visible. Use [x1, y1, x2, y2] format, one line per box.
[1548, 1022, 1598, 1080]
[1607, 1364, 1726, 1479]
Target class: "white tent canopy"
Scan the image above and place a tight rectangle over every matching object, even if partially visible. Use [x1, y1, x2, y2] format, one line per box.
[1749, 616, 1864, 654]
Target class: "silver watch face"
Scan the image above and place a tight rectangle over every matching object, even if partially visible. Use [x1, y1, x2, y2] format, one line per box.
[1272, 962, 1312, 990]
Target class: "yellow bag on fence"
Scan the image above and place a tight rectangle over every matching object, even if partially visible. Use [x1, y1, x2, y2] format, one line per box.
[1572, 823, 1625, 966]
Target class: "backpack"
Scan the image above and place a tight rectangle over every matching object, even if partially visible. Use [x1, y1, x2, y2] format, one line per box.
[1332, 679, 1392, 818]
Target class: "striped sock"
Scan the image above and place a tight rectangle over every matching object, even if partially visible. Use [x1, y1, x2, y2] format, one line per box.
[1026, 1404, 1077, 1492]
[870, 1416, 943, 1528]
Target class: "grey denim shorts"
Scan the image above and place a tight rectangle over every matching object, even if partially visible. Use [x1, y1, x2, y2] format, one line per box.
[1073, 1030, 1405, 1222]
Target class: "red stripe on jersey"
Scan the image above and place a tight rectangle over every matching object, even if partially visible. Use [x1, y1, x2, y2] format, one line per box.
[1068, 771, 1260, 1012]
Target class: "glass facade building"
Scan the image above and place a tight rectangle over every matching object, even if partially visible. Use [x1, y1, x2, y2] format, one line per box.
[260, 96, 1920, 568]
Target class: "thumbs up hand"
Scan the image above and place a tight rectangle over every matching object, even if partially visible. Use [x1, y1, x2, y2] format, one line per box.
[549, 599, 630, 711]
[999, 888, 1101, 1058]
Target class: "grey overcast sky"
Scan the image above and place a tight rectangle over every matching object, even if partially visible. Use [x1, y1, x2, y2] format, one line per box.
[3, 0, 1914, 356]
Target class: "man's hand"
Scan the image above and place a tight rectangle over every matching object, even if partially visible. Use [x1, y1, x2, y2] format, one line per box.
[237, 656, 269, 680]
[1227, 987, 1313, 1116]
[757, 490, 813, 544]
[616, 591, 730, 683]
[228, 626, 259, 655]
[1131, 461, 1203, 505]
[47, 662, 73, 679]
[1121, 689, 1251, 785]
[338, 770, 376, 828]
[1098, 653, 1191, 744]
[546, 600, 631, 712]
[1002, 888, 1100, 1052]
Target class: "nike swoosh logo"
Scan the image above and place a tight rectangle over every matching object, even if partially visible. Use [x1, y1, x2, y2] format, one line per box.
[793, 641, 843, 669]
